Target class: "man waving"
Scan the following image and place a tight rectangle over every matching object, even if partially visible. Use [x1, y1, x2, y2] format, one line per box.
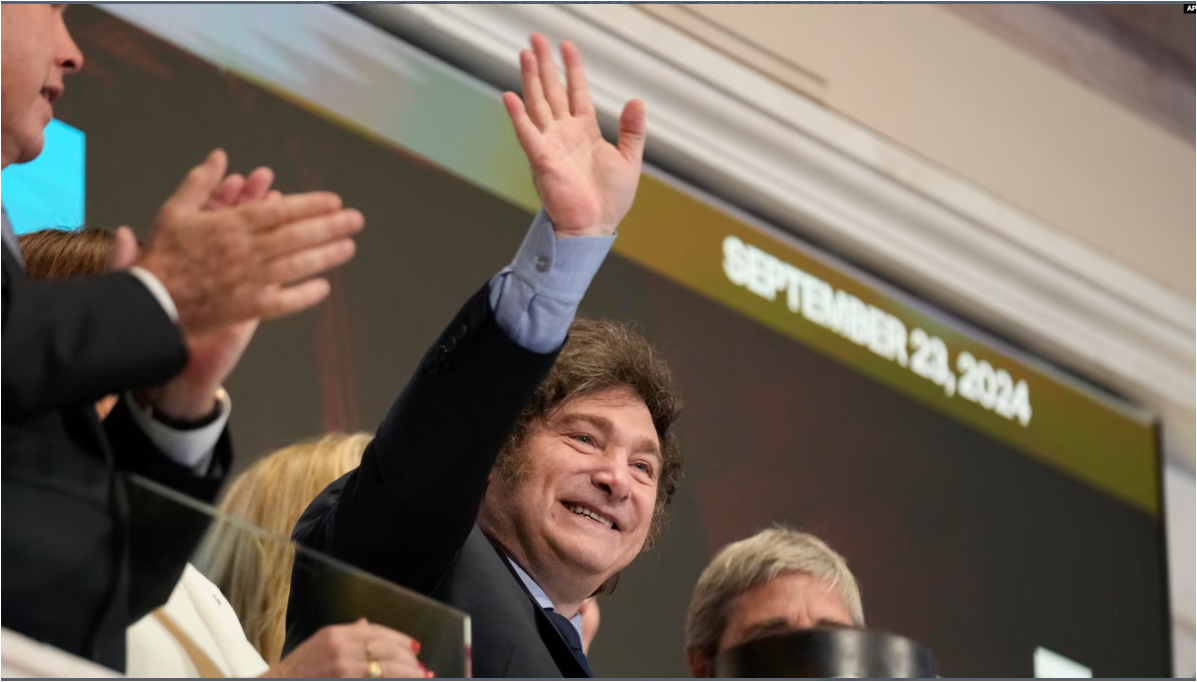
[288, 35, 683, 678]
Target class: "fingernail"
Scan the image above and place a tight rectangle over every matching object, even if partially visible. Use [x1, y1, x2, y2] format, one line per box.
[412, 640, 421, 654]
[426, 671, 435, 678]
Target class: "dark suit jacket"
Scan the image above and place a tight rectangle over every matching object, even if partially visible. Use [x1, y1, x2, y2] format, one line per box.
[288, 285, 590, 678]
[1, 246, 232, 670]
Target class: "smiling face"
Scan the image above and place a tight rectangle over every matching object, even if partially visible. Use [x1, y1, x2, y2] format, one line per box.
[480, 386, 661, 612]
[1, 4, 84, 168]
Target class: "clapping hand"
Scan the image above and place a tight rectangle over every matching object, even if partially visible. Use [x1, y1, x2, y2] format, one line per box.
[111, 157, 350, 421]
[137, 150, 362, 337]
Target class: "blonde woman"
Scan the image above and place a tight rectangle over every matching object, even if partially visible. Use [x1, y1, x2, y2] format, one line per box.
[195, 433, 372, 665]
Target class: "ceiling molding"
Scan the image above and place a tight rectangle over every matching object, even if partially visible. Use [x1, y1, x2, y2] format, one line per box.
[348, 3, 1195, 476]
[948, 4, 1194, 144]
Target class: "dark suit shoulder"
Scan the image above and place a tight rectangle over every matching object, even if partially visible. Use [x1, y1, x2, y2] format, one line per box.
[292, 470, 350, 548]
[431, 528, 585, 678]
[2, 261, 186, 422]
[294, 285, 558, 591]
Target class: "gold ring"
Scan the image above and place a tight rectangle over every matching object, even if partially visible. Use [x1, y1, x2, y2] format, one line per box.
[365, 640, 382, 678]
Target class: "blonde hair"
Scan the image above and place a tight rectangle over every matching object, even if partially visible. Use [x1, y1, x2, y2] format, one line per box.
[194, 433, 372, 664]
[684, 526, 865, 660]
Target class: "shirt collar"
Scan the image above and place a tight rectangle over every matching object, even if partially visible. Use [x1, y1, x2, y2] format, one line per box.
[507, 557, 584, 640]
[1, 205, 24, 268]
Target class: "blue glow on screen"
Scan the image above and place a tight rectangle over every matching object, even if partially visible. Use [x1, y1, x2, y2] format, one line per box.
[1, 119, 87, 234]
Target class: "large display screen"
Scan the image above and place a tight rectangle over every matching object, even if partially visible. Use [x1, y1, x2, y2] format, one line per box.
[19, 4, 1167, 676]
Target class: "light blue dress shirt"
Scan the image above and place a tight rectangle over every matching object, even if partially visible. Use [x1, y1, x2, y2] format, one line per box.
[488, 210, 616, 354]
[507, 557, 585, 640]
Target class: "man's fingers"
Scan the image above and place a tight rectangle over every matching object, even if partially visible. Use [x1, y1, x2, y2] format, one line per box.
[503, 92, 543, 157]
[107, 226, 139, 271]
[167, 149, 228, 212]
[561, 40, 593, 117]
[206, 173, 245, 211]
[257, 278, 332, 320]
[262, 238, 357, 287]
[530, 33, 569, 119]
[239, 167, 275, 204]
[616, 98, 647, 164]
[519, 50, 552, 130]
[257, 208, 364, 260]
[239, 191, 343, 231]
[204, 166, 273, 211]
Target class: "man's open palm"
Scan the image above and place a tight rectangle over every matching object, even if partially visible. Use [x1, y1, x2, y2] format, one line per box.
[503, 34, 646, 238]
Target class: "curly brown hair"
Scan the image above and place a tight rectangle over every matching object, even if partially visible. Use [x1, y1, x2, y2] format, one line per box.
[495, 316, 683, 550]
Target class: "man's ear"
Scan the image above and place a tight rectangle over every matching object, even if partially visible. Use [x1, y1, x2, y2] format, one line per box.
[686, 648, 712, 678]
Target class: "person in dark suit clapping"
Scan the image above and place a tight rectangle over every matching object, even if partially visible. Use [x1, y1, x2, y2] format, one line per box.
[1, 4, 364, 671]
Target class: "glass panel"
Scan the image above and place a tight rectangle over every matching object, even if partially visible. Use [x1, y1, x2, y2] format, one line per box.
[125, 474, 471, 678]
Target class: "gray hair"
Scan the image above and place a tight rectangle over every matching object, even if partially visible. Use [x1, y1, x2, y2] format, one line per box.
[684, 526, 865, 659]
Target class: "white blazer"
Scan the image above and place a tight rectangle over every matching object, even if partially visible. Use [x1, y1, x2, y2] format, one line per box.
[126, 563, 270, 678]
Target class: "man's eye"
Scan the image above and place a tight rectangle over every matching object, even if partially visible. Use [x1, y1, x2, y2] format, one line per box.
[571, 434, 595, 446]
[632, 461, 653, 476]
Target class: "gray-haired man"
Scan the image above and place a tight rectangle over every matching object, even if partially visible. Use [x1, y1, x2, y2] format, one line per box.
[684, 526, 865, 677]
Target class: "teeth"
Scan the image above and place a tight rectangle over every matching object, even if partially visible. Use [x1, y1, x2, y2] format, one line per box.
[567, 504, 614, 529]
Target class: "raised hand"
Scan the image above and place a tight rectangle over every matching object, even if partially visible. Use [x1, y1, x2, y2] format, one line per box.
[136, 149, 362, 338]
[502, 34, 646, 238]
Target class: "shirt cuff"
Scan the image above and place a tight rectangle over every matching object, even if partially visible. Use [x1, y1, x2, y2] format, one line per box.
[128, 266, 179, 323]
[488, 210, 616, 353]
[125, 389, 230, 472]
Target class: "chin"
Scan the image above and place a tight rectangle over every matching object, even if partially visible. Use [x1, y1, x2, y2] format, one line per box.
[13, 133, 45, 165]
[553, 533, 618, 576]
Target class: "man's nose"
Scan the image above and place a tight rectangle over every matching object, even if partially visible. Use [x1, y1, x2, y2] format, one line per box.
[57, 24, 84, 74]
[591, 455, 633, 500]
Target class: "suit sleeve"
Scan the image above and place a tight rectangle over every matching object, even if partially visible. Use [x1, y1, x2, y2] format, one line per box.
[106, 394, 233, 623]
[293, 284, 559, 595]
[2, 255, 188, 421]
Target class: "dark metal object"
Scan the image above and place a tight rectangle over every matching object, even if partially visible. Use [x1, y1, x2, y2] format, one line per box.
[713, 627, 938, 678]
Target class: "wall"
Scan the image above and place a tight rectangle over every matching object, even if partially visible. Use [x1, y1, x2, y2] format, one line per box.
[672, 4, 1195, 300]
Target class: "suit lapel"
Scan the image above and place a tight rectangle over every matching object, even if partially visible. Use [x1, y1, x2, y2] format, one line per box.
[481, 532, 591, 678]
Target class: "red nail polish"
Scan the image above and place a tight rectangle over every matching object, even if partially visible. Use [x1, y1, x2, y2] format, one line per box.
[412, 640, 422, 654]
[426, 671, 435, 678]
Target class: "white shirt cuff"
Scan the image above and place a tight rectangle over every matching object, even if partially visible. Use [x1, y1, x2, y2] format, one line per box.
[128, 266, 179, 323]
[125, 389, 230, 472]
